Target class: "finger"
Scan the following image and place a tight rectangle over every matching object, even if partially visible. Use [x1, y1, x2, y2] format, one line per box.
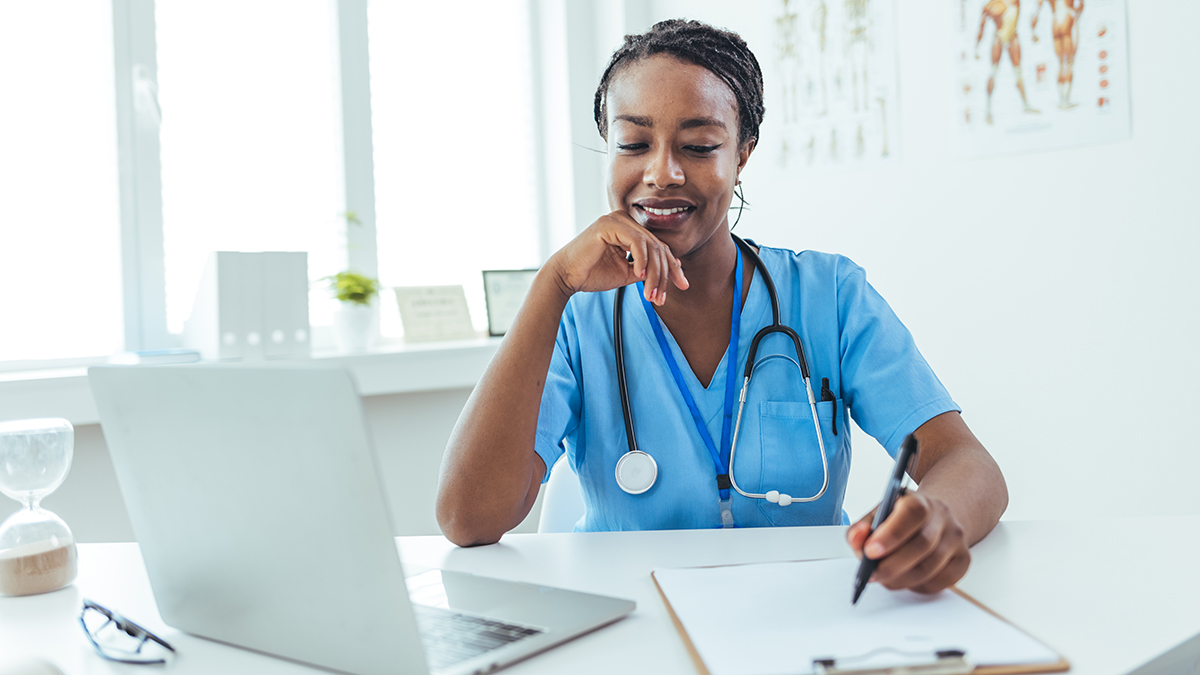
[633, 238, 648, 281]
[862, 495, 928, 560]
[654, 245, 671, 305]
[873, 523, 946, 590]
[845, 508, 877, 555]
[671, 257, 690, 291]
[911, 551, 971, 595]
[619, 248, 642, 287]
[603, 212, 650, 272]
[602, 223, 647, 283]
[642, 242, 660, 303]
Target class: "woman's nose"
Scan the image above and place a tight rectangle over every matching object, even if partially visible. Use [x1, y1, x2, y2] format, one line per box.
[643, 147, 684, 189]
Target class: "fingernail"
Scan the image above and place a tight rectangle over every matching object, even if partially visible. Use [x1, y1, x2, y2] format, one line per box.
[639, 269, 646, 279]
[659, 292, 667, 305]
[649, 288, 657, 301]
[866, 542, 885, 558]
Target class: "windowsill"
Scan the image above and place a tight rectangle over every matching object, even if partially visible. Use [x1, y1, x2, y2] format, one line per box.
[0, 337, 503, 426]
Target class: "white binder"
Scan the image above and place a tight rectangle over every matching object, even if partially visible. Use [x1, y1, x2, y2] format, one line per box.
[183, 252, 310, 360]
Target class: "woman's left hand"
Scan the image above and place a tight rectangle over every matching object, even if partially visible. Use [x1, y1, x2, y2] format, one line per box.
[845, 492, 971, 594]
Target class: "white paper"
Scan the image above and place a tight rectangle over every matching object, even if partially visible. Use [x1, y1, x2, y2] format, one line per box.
[393, 285, 477, 343]
[654, 558, 1059, 675]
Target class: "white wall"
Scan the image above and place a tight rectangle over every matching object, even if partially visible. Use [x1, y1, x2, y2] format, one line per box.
[629, 0, 1200, 520]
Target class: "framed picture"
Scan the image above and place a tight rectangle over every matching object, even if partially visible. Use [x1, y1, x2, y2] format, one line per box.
[482, 269, 539, 337]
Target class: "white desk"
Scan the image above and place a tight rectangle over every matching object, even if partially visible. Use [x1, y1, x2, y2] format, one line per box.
[1, 517, 1197, 675]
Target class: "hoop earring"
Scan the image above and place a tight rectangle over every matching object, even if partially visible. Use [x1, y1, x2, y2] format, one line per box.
[730, 181, 748, 232]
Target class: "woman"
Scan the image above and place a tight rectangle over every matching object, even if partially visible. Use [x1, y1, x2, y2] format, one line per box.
[437, 20, 1007, 595]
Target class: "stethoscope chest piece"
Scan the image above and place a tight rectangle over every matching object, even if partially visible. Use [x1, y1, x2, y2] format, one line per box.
[615, 450, 657, 495]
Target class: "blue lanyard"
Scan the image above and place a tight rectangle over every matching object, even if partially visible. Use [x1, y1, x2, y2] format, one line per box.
[638, 251, 743, 500]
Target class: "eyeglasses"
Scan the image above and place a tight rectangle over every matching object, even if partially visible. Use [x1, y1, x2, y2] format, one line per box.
[79, 599, 176, 665]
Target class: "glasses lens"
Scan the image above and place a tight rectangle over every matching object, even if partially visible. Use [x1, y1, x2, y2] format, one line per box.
[80, 604, 174, 664]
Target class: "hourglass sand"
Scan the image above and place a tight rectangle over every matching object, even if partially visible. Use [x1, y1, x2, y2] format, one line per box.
[0, 419, 78, 596]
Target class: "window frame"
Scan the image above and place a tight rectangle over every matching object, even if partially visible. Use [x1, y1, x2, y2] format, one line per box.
[112, 0, 170, 354]
[2, 0, 601, 371]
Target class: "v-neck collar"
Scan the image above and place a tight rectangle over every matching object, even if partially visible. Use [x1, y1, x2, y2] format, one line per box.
[628, 252, 772, 402]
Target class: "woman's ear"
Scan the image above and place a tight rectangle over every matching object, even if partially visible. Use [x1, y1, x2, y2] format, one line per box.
[737, 138, 757, 175]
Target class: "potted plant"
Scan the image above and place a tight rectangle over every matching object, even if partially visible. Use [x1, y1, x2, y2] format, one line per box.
[325, 271, 380, 353]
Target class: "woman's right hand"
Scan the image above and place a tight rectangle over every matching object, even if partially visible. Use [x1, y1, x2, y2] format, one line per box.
[547, 211, 689, 306]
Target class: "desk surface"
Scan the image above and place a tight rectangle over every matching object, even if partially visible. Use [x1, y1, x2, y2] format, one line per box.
[1, 517, 1197, 675]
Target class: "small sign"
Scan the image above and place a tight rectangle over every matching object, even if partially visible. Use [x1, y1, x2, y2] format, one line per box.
[393, 285, 476, 343]
[482, 269, 538, 336]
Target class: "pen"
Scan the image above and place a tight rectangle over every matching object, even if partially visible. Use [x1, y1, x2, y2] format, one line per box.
[851, 433, 919, 605]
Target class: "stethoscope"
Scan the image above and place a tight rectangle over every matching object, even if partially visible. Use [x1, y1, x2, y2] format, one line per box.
[612, 234, 830, 508]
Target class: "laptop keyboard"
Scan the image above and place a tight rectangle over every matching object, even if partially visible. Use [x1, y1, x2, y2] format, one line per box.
[412, 604, 544, 671]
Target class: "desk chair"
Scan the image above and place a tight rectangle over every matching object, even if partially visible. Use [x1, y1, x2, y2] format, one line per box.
[537, 456, 585, 533]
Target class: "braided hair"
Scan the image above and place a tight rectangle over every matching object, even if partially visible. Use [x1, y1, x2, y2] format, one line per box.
[593, 19, 765, 147]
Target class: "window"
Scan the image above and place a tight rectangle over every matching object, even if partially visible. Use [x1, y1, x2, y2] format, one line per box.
[1, 0, 559, 367]
[0, 2, 124, 362]
[368, 0, 540, 335]
[155, 0, 346, 334]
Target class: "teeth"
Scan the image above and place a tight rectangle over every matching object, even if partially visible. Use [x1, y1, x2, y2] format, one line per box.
[643, 206, 689, 216]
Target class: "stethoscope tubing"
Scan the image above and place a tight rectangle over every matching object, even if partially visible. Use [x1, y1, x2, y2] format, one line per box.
[612, 234, 831, 505]
[614, 280, 640, 455]
[728, 236, 830, 504]
[727, 354, 830, 504]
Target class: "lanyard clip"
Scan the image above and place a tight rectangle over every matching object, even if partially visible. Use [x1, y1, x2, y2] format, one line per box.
[719, 497, 734, 528]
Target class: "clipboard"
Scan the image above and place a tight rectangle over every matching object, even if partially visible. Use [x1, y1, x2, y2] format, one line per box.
[651, 558, 1069, 675]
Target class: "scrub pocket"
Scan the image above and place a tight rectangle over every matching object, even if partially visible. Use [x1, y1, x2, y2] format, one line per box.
[756, 399, 850, 526]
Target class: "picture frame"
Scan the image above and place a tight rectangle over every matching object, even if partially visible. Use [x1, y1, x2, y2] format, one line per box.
[482, 269, 539, 337]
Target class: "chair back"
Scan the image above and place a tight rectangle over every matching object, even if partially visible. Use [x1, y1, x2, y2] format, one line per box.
[537, 456, 585, 533]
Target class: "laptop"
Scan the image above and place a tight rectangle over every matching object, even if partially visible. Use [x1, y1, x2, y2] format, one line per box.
[88, 363, 634, 675]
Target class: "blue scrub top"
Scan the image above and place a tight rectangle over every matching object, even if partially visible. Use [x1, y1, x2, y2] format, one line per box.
[533, 246, 959, 531]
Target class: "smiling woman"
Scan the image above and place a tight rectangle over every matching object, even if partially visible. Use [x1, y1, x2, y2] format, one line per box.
[436, 19, 1008, 598]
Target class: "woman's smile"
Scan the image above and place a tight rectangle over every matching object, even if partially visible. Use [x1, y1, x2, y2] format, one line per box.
[633, 199, 697, 230]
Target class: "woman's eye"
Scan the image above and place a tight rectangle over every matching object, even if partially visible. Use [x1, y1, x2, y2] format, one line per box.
[616, 143, 648, 152]
[685, 144, 721, 154]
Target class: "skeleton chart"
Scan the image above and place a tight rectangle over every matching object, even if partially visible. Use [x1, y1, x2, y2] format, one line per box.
[766, 0, 900, 169]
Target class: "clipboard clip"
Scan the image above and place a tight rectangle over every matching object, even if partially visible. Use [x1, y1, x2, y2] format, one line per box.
[813, 649, 973, 675]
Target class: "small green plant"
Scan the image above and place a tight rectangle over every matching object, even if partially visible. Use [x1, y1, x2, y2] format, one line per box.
[325, 271, 379, 306]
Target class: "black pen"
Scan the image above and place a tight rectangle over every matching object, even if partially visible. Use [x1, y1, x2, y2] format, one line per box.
[851, 433, 919, 605]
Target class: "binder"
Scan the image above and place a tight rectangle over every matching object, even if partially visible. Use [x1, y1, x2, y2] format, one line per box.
[183, 252, 311, 360]
[261, 252, 311, 358]
[652, 558, 1068, 675]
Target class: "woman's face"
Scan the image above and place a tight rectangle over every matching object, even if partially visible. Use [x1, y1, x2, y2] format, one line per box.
[605, 54, 754, 260]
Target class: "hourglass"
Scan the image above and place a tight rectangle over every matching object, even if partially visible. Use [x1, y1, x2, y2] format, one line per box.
[0, 418, 78, 596]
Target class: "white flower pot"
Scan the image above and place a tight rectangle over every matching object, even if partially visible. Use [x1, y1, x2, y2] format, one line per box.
[332, 303, 378, 353]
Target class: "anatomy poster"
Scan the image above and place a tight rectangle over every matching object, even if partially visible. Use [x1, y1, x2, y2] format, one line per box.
[954, 0, 1130, 157]
[766, 0, 900, 170]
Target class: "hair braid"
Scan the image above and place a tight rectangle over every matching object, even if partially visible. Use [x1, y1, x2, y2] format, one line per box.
[593, 19, 765, 146]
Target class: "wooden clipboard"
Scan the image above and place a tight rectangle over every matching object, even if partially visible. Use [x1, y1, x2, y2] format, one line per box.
[651, 564, 1070, 675]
